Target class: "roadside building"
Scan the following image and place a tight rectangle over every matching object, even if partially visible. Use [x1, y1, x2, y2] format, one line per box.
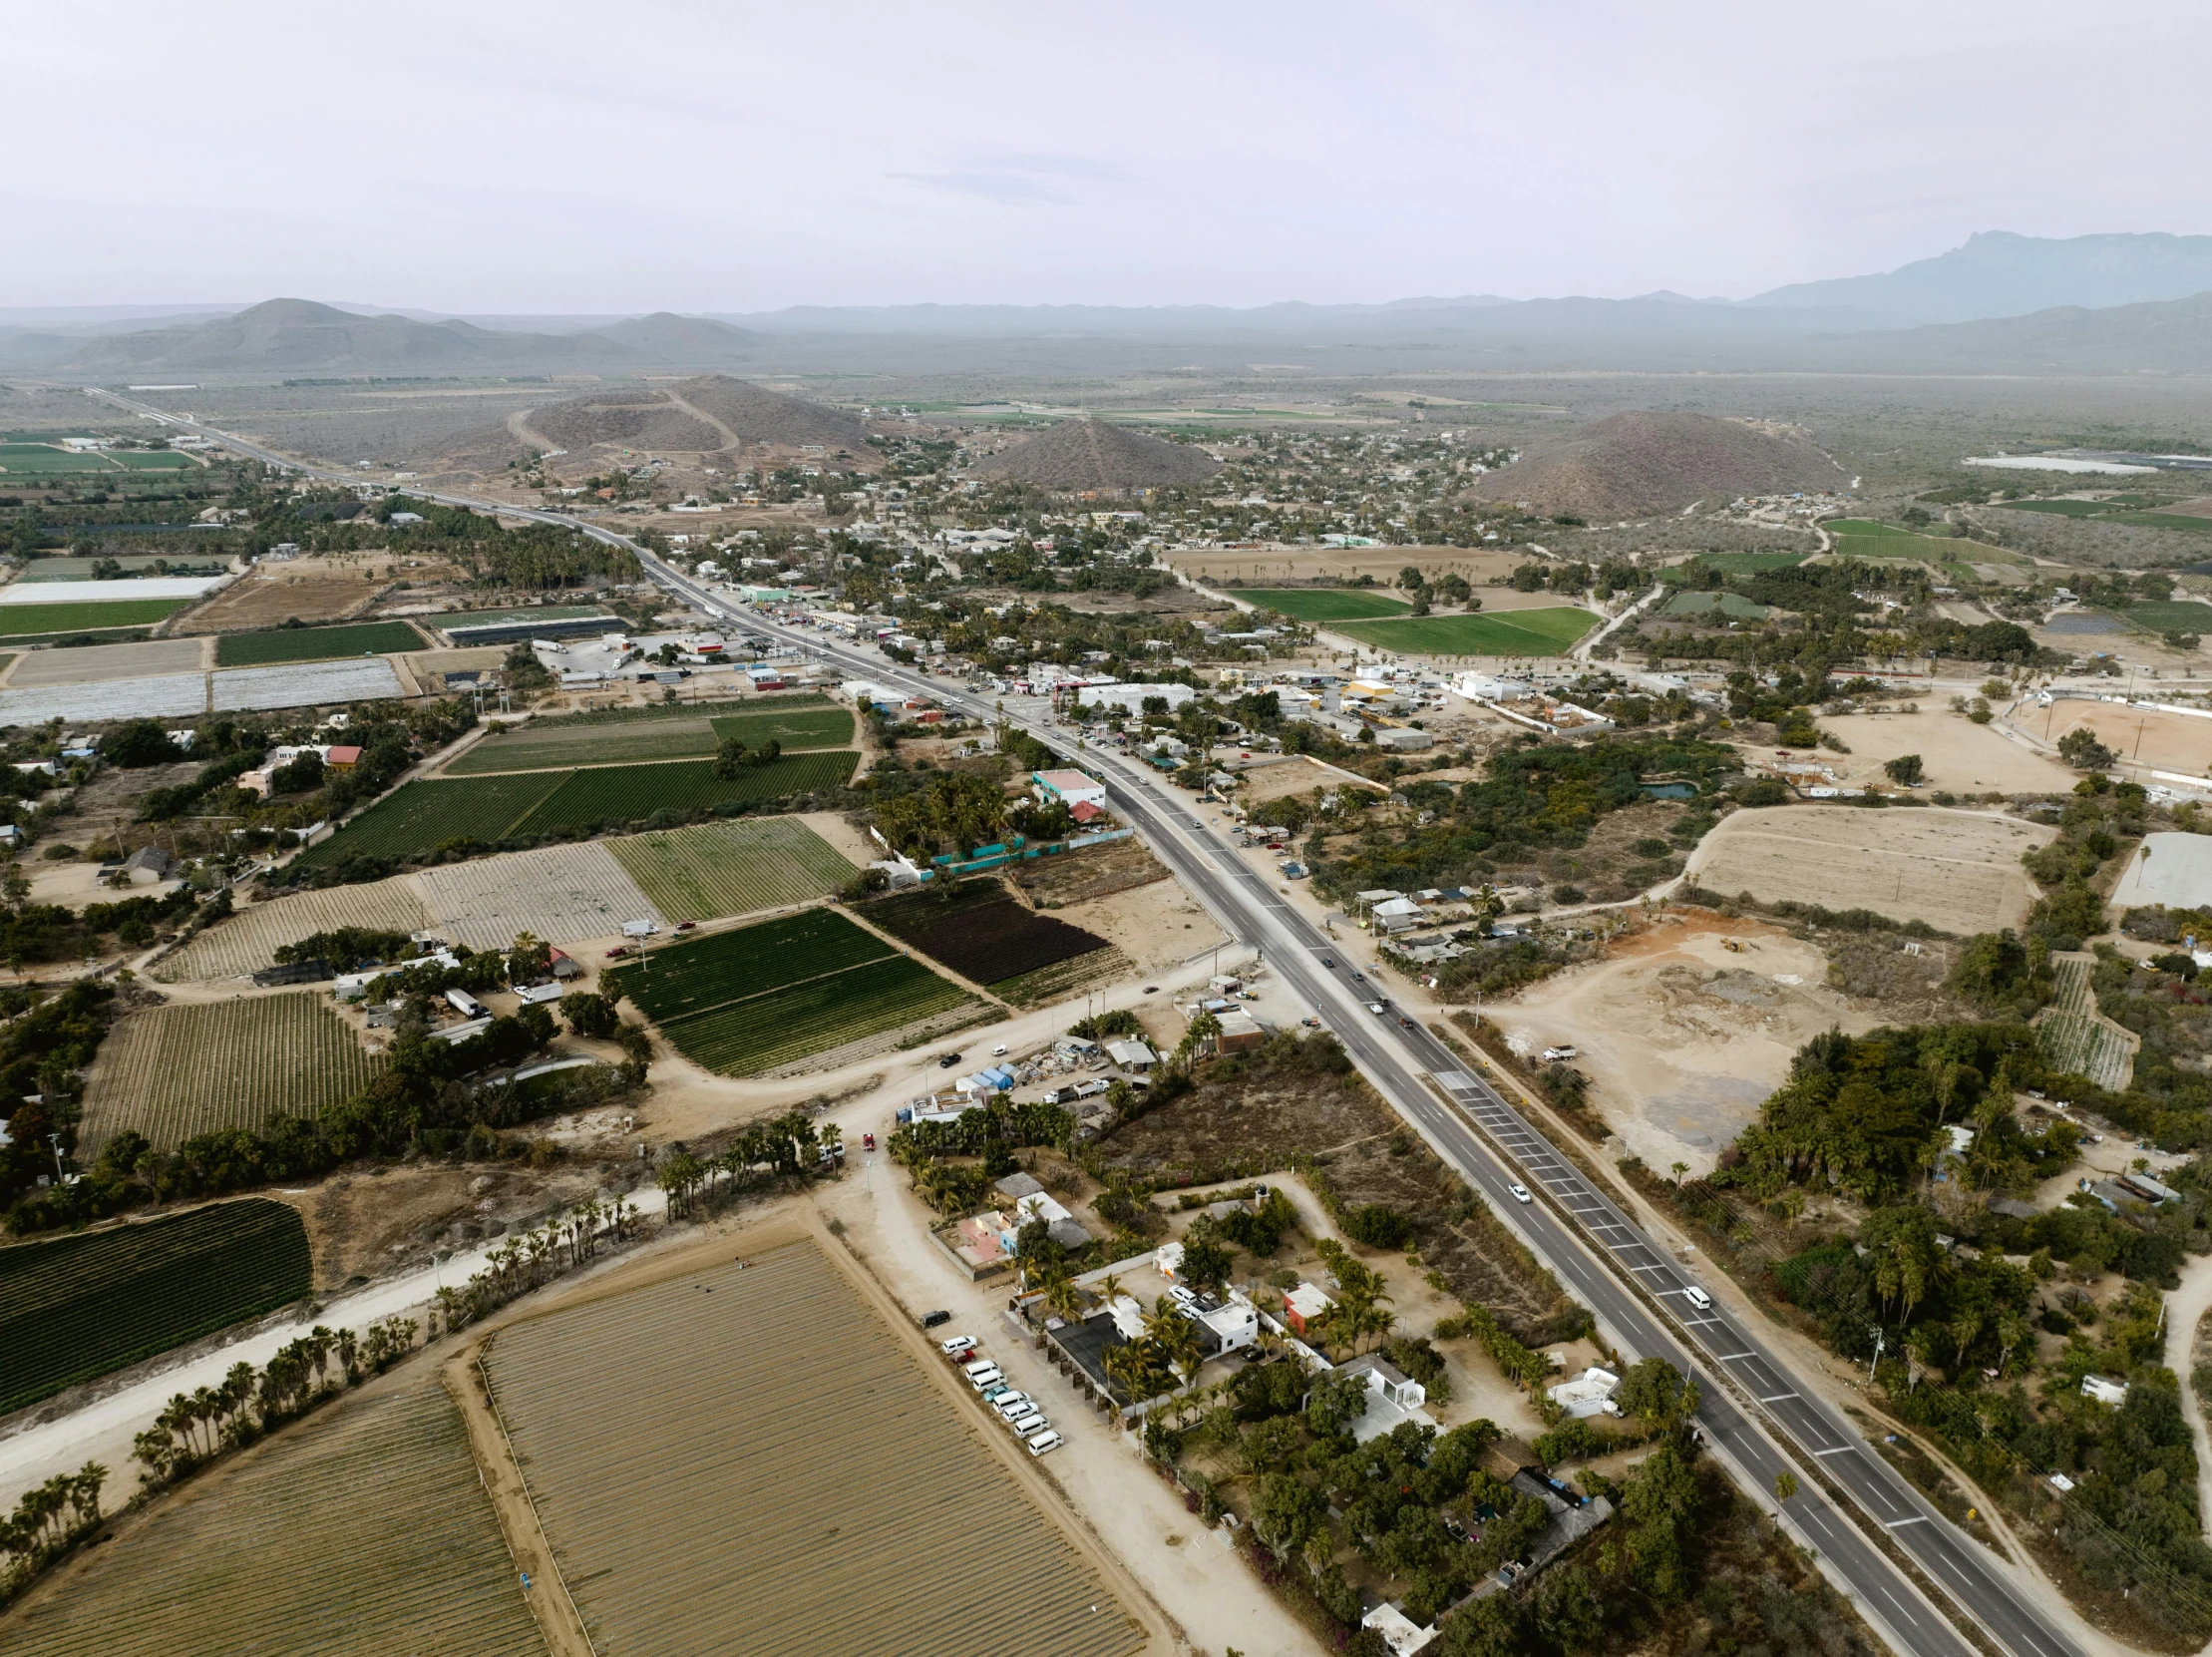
[1282, 1281, 1333, 1338]
[1031, 768, 1108, 811]
[1545, 1366, 1624, 1419]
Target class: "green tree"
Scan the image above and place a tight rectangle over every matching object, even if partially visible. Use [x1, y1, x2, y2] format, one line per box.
[1620, 1440, 1701, 1601]
[1884, 753, 1925, 785]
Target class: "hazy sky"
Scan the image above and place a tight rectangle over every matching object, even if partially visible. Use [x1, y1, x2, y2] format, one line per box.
[11, 0, 2210, 313]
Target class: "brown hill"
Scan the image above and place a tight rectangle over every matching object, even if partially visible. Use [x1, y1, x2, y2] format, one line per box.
[1466, 411, 1844, 519]
[500, 375, 875, 464]
[63, 298, 640, 375]
[975, 419, 1220, 491]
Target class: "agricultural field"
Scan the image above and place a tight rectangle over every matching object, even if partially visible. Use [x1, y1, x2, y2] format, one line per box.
[2122, 600, 2212, 634]
[155, 877, 434, 982]
[0, 599, 186, 637]
[607, 815, 859, 922]
[484, 1238, 1144, 1657]
[445, 694, 848, 776]
[0, 1199, 311, 1415]
[291, 772, 567, 865]
[209, 657, 407, 710]
[1691, 550, 1808, 575]
[2001, 499, 2212, 534]
[611, 908, 975, 1075]
[1659, 590, 1772, 620]
[1234, 587, 1413, 621]
[297, 750, 858, 867]
[1685, 804, 2053, 934]
[0, 671, 207, 725]
[1332, 606, 1600, 655]
[82, 993, 382, 1151]
[2, 1372, 544, 1656]
[418, 840, 660, 949]
[0, 442, 119, 474]
[518, 750, 857, 835]
[6, 636, 204, 685]
[213, 620, 427, 666]
[869, 879, 1111, 989]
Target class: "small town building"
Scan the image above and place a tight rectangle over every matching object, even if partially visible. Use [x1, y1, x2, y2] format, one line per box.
[1282, 1281, 1333, 1337]
[1031, 768, 1108, 811]
[1546, 1366, 1624, 1419]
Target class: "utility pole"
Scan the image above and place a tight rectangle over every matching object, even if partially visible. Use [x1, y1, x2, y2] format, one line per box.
[1867, 1326, 1885, 1382]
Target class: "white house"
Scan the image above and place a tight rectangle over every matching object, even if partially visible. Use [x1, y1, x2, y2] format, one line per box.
[1546, 1366, 1624, 1419]
[1031, 768, 1108, 811]
[2082, 1374, 2129, 1407]
[1072, 681, 1197, 715]
[1361, 1603, 1438, 1657]
[1199, 1294, 1260, 1355]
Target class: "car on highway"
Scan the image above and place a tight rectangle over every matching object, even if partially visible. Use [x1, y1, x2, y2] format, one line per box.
[1367, 1002, 1386, 1015]
[1352, 971, 1365, 982]
[1683, 1286, 1713, 1311]
[1191, 818, 1202, 828]
[1398, 1015, 1417, 1030]
[1508, 1183, 1533, 1203]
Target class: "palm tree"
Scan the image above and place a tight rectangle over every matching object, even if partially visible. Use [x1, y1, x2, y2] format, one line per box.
[1669, 1161, 1688, 1185]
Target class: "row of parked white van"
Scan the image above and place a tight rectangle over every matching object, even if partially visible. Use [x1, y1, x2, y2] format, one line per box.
[943, 1334, 1063, 1457]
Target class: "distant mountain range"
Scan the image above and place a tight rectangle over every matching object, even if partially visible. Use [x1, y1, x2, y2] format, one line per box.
[9, 233, 2212, 377]
[0, 298, 758, 376]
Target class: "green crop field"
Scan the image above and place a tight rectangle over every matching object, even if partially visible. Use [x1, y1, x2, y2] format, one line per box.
[1659, 591, 1772, 620]
[0, 599, 189, 637]
[1692, 551, 1808, 574]
[611, 907, 974, 1074]
[608, 815, 859, 922]
[2001, 500, 2212, 533]
[518, 750, 857, 835]
[290, 771, 566, 866]
[2126, 601, 2212, 633]
[1333, 607, 1600, 656]
[1237, 588, 1415, 621]
[1, 1372, 544, 1656]
[0, 444, 117, 474]
[0, 1199, 311, 1414]
[108, 450, 199, 470]
[296, 751, 858, 867]
[214, 620, 427, 666]
[82, 993, 383, 1150]
[446, 696, 850, 776]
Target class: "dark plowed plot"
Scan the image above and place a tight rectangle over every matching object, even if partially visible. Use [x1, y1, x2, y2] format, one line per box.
[0, 1198, 311, 1415]
[485, 1238, 1145, 1657]
[871, 880, 1108, 985]
[1100, 1043, 1575, 1342]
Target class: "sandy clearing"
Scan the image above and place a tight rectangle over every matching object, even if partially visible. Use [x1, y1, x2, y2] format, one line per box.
[1808, 707, 2077, 795]
[2022, 698, 2212, 780]
[1238, 753, 1388, 806]
[2111, 832, 2212, 911]
[1057, 867, 1232, 976]
[1499, 912, 1883, 1175]
[1686, 804, 2052, 934]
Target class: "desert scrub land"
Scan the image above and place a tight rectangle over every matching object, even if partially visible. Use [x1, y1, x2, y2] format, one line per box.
[1, 1371, 543, 1656]
[154, 879, 434, 982]
[483, 1237, 1145, 1657]
[1684, 804, 2052, 934]
[0, 1198, 310, 1414]
[81, 993, 381, 1151]
[606, 814, 859, 922]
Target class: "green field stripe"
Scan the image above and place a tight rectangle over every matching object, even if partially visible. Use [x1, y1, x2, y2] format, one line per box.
[654, 944, 902, 1030]
[497, 767, 575, 838]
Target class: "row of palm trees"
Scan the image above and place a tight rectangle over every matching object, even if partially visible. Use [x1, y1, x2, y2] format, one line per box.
[656, 1112, 833, 1220]
[431, 1196, 644, 1336]
[0, 1462, 106, 1599]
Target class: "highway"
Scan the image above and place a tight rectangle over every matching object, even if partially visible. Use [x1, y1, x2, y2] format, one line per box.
[94, 392, 2081, 1657]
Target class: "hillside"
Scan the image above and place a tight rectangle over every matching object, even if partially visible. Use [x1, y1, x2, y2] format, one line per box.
[484, 375, 875, 467]
[1467, 411, 1844, 519]
[1841, 288, 2212, 374]
[61, 299, 640, 375]
[974, 419, 1220, 491]
[591, 312, 757, 359]
[1747, 231, 2212, 325]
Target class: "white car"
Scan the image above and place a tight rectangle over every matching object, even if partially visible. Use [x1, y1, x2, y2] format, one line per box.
[1683, 1286, 1713, 1312]
[1006, 1411, 1046, 1436]
[1541, 1045, 1577, 1061]
[1507, 1183, 1533, 1204]
[1025, 1429, 1064, 1456]
[991, 1393, 1032, 1419]
[991, 1043, 1008, 1056]
[940, 1335, 976, 1357]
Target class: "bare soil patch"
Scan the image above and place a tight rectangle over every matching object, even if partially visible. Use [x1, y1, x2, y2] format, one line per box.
[282, 1160, 615, 1290]
[1053, 866, 1229, 976]
[1812, 706, 2076, 794]
[2025, 699, 2212, 779]
[6, 637, 205, 685]
[1685, 803, 2051, 933]
[1008, 835, 1170, 907]
[177, 560, 391, 632]
[1174, 546, 1531, 588]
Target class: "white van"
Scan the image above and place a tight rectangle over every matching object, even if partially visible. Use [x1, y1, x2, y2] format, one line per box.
[1007, 1410, 1046, 1437]
[965, 1365, 1004, 1390]
[1682, 1286, 1713, 1312]
[992, 1393, 1032, 1420]
[1025, 1429, 1064, 1456]
[959, 1355, 994, 1378]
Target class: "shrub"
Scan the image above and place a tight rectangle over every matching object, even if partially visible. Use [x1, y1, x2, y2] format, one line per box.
[1341, 1202, 1414, 1249]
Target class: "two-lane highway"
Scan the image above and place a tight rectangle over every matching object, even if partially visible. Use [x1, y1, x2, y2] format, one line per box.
[106, 395, 2078, 1657]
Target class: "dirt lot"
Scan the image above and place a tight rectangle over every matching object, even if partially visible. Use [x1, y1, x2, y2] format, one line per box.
[1500, 911, 1887, 1175]
[1055, 865, 1230, 976]
[1236, 754, 1388, 807]
[1811, 706, 2077, 794]
[1685, 803, 2052, 933]
[2, 637, 209, 686]
[176, 553, 440, 632]
[279, 1159, 617, 1290]
[1008, 835, 1171, 907]
[2021, 698, 2212, 780]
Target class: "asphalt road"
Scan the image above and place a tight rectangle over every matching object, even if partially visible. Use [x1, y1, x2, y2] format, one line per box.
[99, 395, 2078, 1657]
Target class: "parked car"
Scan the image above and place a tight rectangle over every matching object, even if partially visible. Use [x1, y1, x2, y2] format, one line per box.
[673, 920, 698, 933]
[863, 1132, 876, 1151]
[940, 1334, 975, 1355]
[922, 1309, 951, 1330]
[1302, 1016, 1323, 1030]
[1007, 1411, 1046, 1437]
[964, 1365, 1004, 1391]
[603, 946, 631, 960]
[1508, 1183, 1533, 1204]
[1026, 1430, 1064, 1456]
[992, 1393, 1032, 1419]
[1144, 985, 1158, 994]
